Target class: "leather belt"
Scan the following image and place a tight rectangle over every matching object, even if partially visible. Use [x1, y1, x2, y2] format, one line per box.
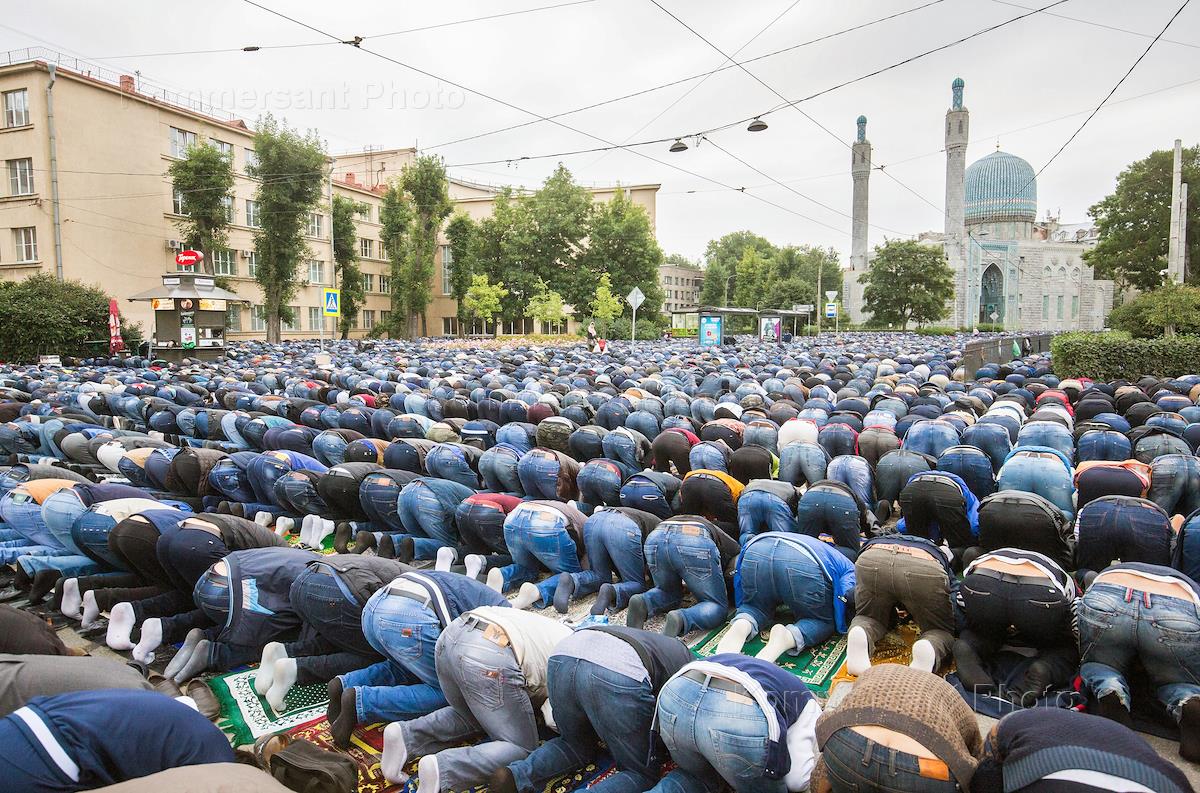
[868, 543, 936, 560]
[464, 615, 510, 648]
[682, 669, 748, 695]
[388, 588, 433, 609]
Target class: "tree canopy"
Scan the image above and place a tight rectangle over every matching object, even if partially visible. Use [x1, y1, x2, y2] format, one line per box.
[589, 273, 623, 333]
[331, 194, 365, 339]
[443, 211, 476, 336]
[1108, 283, 1200, 338]
[861, 239, 954, 328]
[398, 155, 452, 337]
[1086, 144, 1200, 291]
[251, 115, 326, 342]
[698, 231, 775, 306]
[168, 143, 234, 274]
[462, 274, 507, 333]
[0, 274, 142, 361]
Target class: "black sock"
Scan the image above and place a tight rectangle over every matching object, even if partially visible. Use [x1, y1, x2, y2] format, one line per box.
[1180, 698, 1200, 762]
[952, 639, 994, 695]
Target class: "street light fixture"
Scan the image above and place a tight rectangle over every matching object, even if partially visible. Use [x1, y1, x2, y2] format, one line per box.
[669, 138, 688, 153]
[747, 117, 768, 132]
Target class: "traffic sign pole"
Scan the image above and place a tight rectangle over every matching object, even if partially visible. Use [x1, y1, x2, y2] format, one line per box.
[625, 287, 645, 352]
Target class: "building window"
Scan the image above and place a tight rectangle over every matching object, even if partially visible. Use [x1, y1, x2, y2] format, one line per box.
[1042, 294, 1049, 320]
[308, 306, 322, 331]
[212, 249, 236, 276]
[244, 148, 259, 174]
[362, 310, 376, 329]
[246, 251, 258, 278]
[362, 273, 374, 292]
[307, 213, 323, 238]
[13, 227, 37, 262]
[7, 158, 33, 195]
[282, 306, 300, 332]
[440, 244, 452, 295]
[359, 238, 374, 259]
[221, 195, 234, 223]
[169, 126, 197, 158]
[442, 317, 458, 335]
[379, 274, 391, 293]
[172, 188, 186, 216]
[245, 200, 260, 228]
[1071, 295, 1079, 319]
[225, 304, 242, 331]
[210, 139, 232, 158]
[543, 319, 566, 334]
[250, 305, 266, 331]
[356, 205, 372, 222]
[1056, 295, 1064, 320]
[3, 89, 29, 128]
[307, 259, 324, 284]
[381, 310, 391, 326]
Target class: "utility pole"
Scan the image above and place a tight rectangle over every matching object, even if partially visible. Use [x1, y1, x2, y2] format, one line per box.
[324, 166, 335, 352]
[1168, 139, 1185, 284]
[815, 262, 822, 335]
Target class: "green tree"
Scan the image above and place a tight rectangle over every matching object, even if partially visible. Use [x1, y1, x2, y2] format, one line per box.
[0, 274, 142, 361]
[733, 247, 770, 308]
[1086, 144, 1200, 292]
[526, 279, 567, 332]
[379, 182, 413, 336]
[581, 187, 663, 316]
[520, 165, 595, 310]
[589, 273, 623, 335]
[251, 115, 326, 342]
[762, 245, 840, 309]
[399, 155, 452, 337]
[331, 194, 366, 339]
[471, 189, 538, 320]
[168, 143, 235, 275]
[699, 231, 777, 305]
[444, 211, 476, 336]
[462, 274, 507, 336]
[1109, 283, 1200, 338]
[663, 252, 700, 269]
[861, 240, 954, 328]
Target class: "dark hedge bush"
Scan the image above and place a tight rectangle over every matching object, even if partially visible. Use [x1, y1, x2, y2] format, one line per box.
[0, 273, 141, 363]
[1052, 331, 1200, 380]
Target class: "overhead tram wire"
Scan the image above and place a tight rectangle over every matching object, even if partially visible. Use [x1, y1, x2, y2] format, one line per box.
[422, 0, 949, 151]
[87, 0, 599, 59]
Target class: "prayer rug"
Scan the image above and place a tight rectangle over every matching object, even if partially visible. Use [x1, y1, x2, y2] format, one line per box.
[209, 668, 330, 746]
[690, 623, 847, 698]
[286, 715, 615, 793]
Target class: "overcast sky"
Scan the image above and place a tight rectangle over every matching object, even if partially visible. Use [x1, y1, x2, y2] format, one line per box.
[4, 0, 1198, 262]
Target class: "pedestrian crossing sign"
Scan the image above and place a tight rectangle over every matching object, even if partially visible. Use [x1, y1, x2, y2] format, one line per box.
[322, 289, 340, 317]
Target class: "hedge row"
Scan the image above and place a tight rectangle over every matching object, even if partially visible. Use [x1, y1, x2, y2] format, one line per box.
[1051, 331, 1200, 380]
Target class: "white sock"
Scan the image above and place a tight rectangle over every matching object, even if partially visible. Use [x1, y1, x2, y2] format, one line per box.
[255, 511, 273, 528]
[910, 639, 938, 673]
[267, 657, 298, 712]
[175, 695, 199, 712]
[81, 590, 103, 629]
[715, 618, 755, 655]
[463, 554, 485, 580]
[381, 722, 410, 783]
[846, 625, 871, 677]
[163, 628, 205, 681]
[416, 754, 440, 793]
[756, 624, 798, 662]
[486, 567, 505, 593]
[255, 642, 288, 696]
[276, 516, 294, 538]
[60, 578, 82, 619]
[312, 518, 335, 547]
[105, 601, 136, 649]
[299, 515, 316, 546]
[132, 618, 163, 663]
[513, 582, 541, 610]
[435, 547, 458, 572]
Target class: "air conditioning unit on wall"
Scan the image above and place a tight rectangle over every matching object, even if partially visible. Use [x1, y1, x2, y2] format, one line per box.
[240, 250, 254, 259]
[166, 239, 182, 251]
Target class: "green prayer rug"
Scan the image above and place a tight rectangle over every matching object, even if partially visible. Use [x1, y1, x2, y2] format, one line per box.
[209, 668, 330, 746]
[690, 623, 847, 698]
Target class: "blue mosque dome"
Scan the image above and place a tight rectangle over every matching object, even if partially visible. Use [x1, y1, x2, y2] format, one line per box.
[964, 150, 1037, 224]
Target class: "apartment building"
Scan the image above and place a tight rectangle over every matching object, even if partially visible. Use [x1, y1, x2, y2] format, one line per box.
[0, 49, 660, 339]
[658, 262, 703, 314]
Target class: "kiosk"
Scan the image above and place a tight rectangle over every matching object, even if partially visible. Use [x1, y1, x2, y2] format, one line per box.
[127, 272, 244, 363]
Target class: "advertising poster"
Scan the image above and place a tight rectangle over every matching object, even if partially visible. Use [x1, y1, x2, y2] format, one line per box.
[699, 315, 723, 346]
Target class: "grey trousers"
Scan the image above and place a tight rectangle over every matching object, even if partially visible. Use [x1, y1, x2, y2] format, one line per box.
[400, 617, 539, 791]
[850, 545, 954, 661]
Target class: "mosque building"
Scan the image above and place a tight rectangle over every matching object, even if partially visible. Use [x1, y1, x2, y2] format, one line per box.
[843, 78, 1114, 331]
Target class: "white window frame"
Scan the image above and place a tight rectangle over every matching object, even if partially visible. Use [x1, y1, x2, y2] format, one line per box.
[169, 126, 197, 158]
[13, 227, 37, 262]
[361, 309, 375, 329]
[3, 89, 29, 128]
[225, 304, 242, 331]
[307, 213, 324, 238]
[172, 188, 186, 216]
[381, 309, 391, 326]
[244, 148, 259, 174]
[362, 273, 374, 292]
[251, 305, 267, 332]
[212, 248, 236, 276]
[221, 194, 234, 223]
[245, 199, 260, 228]
[282, 305, 300, 332]
[359, 238, 374, 259]
[307, 259, 324, 285]
[210, 139, 233, 158]
[246, 251, 258, 279]
[440, 244, 452, 295]
[308, 306, 323, 331]
[378, 274, 391, 294]
[7, 158, 33, 196]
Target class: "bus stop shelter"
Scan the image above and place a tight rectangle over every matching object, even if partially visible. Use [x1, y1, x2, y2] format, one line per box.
[671, 305, 815, 345]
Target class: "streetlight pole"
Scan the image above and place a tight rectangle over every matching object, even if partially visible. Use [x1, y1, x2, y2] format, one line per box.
[722, 274, 735, 306]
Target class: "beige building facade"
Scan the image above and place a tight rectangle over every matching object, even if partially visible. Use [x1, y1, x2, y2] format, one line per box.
[0, 50, 659, 342]
[657, 263, 703, 314]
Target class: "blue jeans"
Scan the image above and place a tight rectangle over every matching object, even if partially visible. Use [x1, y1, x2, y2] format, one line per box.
[1016, 422, 1075, 462]
[689, 443, 729, 474]
[620, 477, 674, 519]
[1074, 497, 1173, 573]
[997, 453, 1075, 519]
[641, 525, 728, 633]
[736, 535, 835, 652]
[517, 450, 563, 501]
[40, 490, 88, 555]
[744, 424, 779, 456]
[0, 491, 62, 549]
[479, 445, 523, 495]
[396, 482, 460, 559]
[821, 728, 958, 793]
[826, 456, 875, 507]
[1079, 582, 1200, 722]
[961, 422, 1012, 473]
[500, 514, 582, 607]
[1077, 430, 1132, 463]
[1149, 454, 1200, 517]
[510, 656, 659, 793]
[626, 411, 661, 441]
[426, 445, 480, 490]
[737, 490, 795, 547]
[796, 487, 861, 558]
[903, 421, 959, 459]
[340, 588, 448, 723]
[875, 450, 931, 505]
[359, 472, 406, 532]
[819, 424, 859, 459]
[937, 446, 996, 500]
[577, 460, 629, 513]
[568, 509, 646, 609]
[288, 565, 379, 684]
[311, 432, 351, 466]
[648, 674, 785, 793]
[273, 474, 328, 516]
